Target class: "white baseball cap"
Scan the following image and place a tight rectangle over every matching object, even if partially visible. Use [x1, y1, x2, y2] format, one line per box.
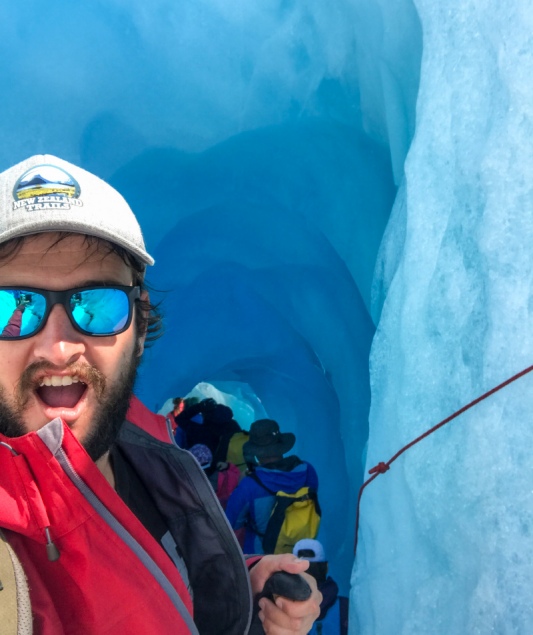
[0, 154, 154, 265]
[292, 539, 326, 562]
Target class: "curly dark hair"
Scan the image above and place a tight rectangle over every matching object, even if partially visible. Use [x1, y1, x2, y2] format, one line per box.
[0, 232, 163, 346]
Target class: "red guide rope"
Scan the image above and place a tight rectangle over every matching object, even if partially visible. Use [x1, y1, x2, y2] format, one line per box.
[354, 363, 533, 556]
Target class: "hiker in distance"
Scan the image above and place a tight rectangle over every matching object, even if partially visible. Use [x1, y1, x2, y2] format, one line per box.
[225, 418, 320, 555]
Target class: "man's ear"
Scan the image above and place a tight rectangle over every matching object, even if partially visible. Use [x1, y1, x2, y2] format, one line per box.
[136, 289, 150, 357]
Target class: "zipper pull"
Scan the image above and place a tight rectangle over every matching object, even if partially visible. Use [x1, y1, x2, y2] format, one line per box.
[0, 441, 17, 455]
[44, 527, 60, 561]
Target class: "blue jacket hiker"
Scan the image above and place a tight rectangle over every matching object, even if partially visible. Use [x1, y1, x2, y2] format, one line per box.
[225, 419, 319, 554]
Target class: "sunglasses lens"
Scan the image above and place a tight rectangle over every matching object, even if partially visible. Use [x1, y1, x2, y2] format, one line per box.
[70, 288, 131, 335]
[0, 290, 46, 338]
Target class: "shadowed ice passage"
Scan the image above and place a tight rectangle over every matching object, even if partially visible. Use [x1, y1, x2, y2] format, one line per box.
[122, 129, 391, 588]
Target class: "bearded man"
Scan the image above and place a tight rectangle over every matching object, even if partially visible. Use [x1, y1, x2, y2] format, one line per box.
[0, 155, 321, 635]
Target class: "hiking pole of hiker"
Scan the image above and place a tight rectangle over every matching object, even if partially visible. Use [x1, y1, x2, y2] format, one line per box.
[248, 571, 312, 635]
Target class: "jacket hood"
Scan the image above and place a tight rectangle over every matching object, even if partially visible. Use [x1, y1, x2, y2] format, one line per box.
[254, 456, 311, 493]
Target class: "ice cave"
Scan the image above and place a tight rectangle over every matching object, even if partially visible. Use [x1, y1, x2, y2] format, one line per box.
[2, 0, 533, 632]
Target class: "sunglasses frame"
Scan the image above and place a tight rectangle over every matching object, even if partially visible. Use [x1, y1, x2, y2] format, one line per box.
[0, 285, 141, 340]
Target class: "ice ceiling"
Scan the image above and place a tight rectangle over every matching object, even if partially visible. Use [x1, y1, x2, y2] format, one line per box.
[4, 0, 531, 632]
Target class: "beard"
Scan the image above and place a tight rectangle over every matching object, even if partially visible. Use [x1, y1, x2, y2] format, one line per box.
[79, 356, 140, 461]
[0, 353, 140, 462]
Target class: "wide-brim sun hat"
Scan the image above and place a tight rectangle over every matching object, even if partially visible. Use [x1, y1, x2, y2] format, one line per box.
[0, 154, 154, 265]
[243, 418, 295, 459]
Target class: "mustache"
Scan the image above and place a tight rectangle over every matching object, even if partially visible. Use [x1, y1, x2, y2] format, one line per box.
[15, 361, 106, 410]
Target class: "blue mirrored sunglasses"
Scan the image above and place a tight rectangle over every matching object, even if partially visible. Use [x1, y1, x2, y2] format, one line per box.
[0, 285, 141, 340]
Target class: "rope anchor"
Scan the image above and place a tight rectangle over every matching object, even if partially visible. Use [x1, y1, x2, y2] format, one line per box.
[368, 462, 389, 475]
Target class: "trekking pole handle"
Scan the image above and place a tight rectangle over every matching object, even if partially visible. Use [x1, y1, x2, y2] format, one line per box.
[258, 571, 312, 603]
[249, 572, 313, 634]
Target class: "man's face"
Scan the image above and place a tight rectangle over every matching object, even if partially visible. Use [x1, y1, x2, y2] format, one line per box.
[173, 400, 185, 416]
[0, 233, 146, 459]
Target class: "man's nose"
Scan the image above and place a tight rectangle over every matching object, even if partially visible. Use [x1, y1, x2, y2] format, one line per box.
[32, 304, 86, 366]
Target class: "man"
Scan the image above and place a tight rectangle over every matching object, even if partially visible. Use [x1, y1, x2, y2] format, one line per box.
[158, 396, 187, 446]
[0, 155, 321, 634]
[225, 418, 319, 554]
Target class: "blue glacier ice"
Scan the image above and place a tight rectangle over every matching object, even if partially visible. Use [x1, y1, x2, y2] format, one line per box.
[353, 3, 533, 633]
[2, 0, 532, 631]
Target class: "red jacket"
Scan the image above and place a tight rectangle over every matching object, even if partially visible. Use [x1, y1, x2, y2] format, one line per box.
[0, 397, 252, 634]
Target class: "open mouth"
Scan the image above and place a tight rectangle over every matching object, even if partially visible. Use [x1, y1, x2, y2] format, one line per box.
[36, 376, 88, 409]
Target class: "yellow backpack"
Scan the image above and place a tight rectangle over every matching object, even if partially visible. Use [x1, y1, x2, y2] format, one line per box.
[250, 475, 321, 554]
[226, 431, 249, 476]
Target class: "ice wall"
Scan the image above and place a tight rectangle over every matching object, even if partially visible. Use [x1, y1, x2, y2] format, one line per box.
[353, 1, 533, 633]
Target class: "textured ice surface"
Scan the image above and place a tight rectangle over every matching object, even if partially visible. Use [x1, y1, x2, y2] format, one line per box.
[353, 1, 533, 633]
[157, 380, 268, 430]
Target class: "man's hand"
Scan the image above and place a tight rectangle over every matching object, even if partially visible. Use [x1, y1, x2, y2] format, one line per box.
[250, 554, 322, 634]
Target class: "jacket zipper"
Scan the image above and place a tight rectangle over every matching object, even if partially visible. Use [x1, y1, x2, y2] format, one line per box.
[55, 446, 200, 635]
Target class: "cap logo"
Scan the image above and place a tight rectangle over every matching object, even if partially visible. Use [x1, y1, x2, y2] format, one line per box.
[12, 164, 83, 212]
